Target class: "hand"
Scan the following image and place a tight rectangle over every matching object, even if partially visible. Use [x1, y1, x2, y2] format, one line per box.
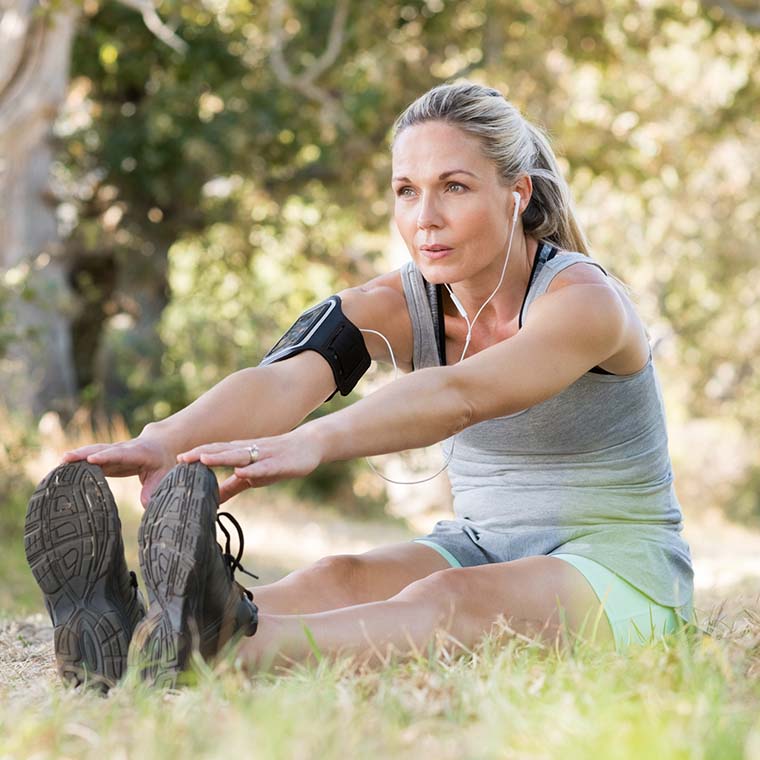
[177, 427, 324, 503]
[62, 435, 177, 507]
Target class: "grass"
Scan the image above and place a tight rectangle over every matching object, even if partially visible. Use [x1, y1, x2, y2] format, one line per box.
[2, 409, 760, 759]
[1, 610, 759, 760]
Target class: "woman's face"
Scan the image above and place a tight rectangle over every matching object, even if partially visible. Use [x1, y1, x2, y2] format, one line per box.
[391, 121, 514, 286]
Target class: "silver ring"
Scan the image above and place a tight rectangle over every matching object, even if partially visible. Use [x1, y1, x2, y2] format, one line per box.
[246, 444, 259, 465]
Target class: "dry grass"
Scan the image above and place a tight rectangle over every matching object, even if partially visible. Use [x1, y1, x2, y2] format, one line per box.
[1, 604, 759, 760]
[2, 409, 760, 758]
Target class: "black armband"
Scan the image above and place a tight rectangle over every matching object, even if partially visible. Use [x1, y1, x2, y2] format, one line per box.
[259, 296, 371, 396]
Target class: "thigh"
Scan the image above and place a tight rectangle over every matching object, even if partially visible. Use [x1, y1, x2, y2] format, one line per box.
[553, 553, 681, 652]
[253, 540, 453, 614]
[346, 540, 456, 604]
[403, 555, 615, 649]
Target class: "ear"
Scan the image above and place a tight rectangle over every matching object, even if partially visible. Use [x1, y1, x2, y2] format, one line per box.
[511, 176, 533, 215]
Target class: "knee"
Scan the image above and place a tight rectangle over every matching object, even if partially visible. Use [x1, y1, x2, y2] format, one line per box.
[395, 567, 471, 612]
[394, 568, 481, 641]
[303, 554, 366, 596]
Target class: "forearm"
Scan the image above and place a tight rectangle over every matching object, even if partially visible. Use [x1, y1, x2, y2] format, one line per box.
[142, 356, 333, 455]
[307, 367, 472, 463]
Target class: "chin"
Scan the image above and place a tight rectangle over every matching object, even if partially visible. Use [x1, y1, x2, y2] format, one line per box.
[411, 255, 461, 285]
[418, 269, 450, 285]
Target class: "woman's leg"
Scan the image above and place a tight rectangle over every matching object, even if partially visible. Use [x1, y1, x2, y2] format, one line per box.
[239, 556, 615, 669]
[248, 541, 452, 614]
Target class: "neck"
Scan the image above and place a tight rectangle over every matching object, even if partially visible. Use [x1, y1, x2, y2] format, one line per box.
[447, 235, 538, 328]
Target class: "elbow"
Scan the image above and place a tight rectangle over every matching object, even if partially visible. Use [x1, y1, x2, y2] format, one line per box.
[441, 368, 476, 434]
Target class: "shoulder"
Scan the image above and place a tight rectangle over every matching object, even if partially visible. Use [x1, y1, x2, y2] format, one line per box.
[522, 254, 626, 352]
[338, 270, 414, 369]
[533, 253, 648, 373]
[339, 269, 407, 317]
[545, 254, 610, 292]
[543, 253, 631, 321]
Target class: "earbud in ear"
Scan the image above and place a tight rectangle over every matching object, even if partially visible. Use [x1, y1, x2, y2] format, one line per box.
[512, 191, 521, 223]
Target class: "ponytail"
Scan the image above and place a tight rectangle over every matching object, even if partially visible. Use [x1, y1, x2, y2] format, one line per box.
[521, 122, 590, 255]
[393, 82, 591, 255]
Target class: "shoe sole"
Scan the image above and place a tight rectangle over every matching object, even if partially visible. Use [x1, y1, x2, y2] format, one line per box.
[131, 462, 217, 688]
[24, 462, 133, 691]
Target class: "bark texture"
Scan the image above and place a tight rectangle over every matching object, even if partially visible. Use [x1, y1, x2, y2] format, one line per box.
[0, 0, 79, 416]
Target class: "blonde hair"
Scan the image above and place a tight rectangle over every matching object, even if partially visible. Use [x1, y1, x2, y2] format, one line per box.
[392, 82, 590, 255]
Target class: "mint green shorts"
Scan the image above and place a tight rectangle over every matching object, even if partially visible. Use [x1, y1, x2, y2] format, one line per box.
[415, 539, 682, 653]
[552, 553, 682, 652]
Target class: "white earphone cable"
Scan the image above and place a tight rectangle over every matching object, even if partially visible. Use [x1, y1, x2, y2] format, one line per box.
[359, 193, 521, 486]
[359, 328, 457, 484]
[447, 193, 521, 363]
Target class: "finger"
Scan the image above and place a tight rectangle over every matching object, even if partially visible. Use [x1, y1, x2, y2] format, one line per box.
[86, 447, 159, 478]
[233, 464, 261, 480]
[139, 468, 170, 509]
[177, 442, 234, 462]
[218, 474, 253, 503]
[200, 447, 257, 468]
[233, 463, 285, 487]
[61, 443, 113, 462]
[86, 447, 130, 464]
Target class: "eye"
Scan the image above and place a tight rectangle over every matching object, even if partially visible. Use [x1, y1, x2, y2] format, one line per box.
[446, 182, 467, 193]
[395, 186, 416, 198]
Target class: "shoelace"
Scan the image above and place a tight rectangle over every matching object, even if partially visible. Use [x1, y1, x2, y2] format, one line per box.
[216, 511, 259, 600]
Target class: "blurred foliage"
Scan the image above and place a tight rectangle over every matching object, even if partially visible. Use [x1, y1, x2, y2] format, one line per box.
[0, 283, 17, 359]
[0, 273, 35, 360]
[0, 410, 42, 613]
[43, 0, 760, 514]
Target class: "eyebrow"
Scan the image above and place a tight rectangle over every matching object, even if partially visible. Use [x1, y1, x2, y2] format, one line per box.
[391, 169, 479, 183]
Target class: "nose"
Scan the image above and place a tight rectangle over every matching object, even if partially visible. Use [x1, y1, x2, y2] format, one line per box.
[416, 192, 443, 230]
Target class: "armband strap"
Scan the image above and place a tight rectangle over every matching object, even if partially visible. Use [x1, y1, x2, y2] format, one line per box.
[259, 295, 371, 396]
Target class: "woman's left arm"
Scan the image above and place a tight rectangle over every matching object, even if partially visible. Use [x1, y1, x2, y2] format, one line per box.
[181, 282, 628, 501]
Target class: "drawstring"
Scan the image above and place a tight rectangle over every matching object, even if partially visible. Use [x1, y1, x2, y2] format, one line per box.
[216, 511, 259, 587]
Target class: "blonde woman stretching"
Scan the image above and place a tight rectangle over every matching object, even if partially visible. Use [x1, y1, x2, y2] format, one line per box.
[26, 82, 694, 689]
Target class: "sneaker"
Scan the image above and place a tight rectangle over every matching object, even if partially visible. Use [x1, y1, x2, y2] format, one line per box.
[129, 462, 258, 687]
[24, 462, 146, 691]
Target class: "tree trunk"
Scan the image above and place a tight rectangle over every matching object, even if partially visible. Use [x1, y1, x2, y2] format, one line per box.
[0, 0, 79, 417]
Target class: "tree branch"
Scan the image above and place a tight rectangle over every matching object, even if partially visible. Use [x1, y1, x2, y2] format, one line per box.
[0, 9, 47, 122]
[702, 0, 760, 28]
[298, 0, 349, 84]
[268, 0, 352, 130]
[116, 0, 188, 53]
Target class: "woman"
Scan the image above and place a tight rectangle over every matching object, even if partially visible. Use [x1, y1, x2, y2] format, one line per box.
[27, 82, 694, 689]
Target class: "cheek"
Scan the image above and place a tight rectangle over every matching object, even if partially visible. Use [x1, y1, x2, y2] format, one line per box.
[458, 201, 504, 240]
[394, 203, 416, 236]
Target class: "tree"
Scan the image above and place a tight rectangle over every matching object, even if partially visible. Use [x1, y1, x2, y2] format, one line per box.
[0, 0, 184, 418]
[0, 0, 80, 416]
[3, 0, 759, 517]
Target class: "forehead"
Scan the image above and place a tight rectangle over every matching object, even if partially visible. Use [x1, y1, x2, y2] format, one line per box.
[392, 121, 495, 178]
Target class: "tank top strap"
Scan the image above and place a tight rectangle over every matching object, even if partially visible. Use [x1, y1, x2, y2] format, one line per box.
[400, 260, 442, 370]
[521, 251, 608, 326]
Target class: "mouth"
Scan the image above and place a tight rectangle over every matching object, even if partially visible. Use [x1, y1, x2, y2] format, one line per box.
[419, 244, 453, 260]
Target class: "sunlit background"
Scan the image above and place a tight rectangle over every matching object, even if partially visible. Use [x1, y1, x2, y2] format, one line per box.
[1, 0, 759, 610]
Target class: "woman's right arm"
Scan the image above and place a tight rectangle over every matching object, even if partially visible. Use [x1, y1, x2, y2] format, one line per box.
[63, 270, 412, 504]
[63, 353, 337, 504]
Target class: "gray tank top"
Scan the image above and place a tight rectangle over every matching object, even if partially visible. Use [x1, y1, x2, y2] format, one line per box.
[400, 248, 694, 616]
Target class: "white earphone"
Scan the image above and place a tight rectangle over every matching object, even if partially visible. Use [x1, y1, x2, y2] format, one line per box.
[444, 189, 522, 361]
[449, 291, 467, 318]
[360, 187, 524, 486]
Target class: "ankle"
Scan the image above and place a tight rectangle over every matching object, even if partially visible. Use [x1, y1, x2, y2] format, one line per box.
[238, 613, 289, 671]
